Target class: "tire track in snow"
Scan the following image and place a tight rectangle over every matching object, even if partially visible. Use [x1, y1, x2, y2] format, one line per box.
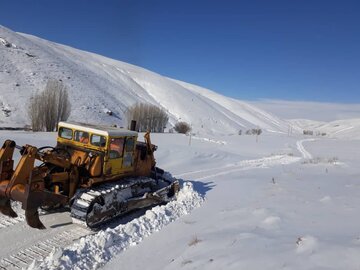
[33, 182, 203, 270]
[296, 139, 315, 159]
[332, 126, 354, 135]
[0, 226, 90, 270]
[175, 139, 313, 181]
[1, 182, 201, 270]
[0, 140, 313, 270]
[0, 214, 24, 230]
[175, 154, 301, 180]
[0, 210, 92, 270]
[0, 203, 25, 231]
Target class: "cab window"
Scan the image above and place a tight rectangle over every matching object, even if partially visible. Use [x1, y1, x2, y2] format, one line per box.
[59, 127, 72, 140]
[91, 134, 106, 147]
[109, 138, 124, 159]
[74, 131, 89, 144]
[125, 137, 135, 152]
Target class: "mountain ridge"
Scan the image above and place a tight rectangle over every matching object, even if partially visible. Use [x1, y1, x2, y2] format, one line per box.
[0, 24, 292, 135]
[5, 24, 352, 137]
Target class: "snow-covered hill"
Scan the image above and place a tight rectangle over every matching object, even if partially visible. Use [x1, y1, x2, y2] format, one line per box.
[0, 25, 291, 135]
[290, 118, 360, 140]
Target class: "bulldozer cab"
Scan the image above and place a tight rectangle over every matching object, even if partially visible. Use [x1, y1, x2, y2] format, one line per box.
[105, 136, 136, 175]
[57, 122, 138, 176]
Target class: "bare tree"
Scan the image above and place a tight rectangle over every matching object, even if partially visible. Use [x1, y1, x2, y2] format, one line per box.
[126, 103, 168, 132]
[174, 122, 191, 134]
[55, 81, 71, 125]
[28, 79, 71, 131]
[28, 94, 43, 132]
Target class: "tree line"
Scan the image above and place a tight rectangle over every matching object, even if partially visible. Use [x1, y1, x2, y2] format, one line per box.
[28, 79, 191, 134]
[29, 79, 71, 131]
[125, 103, 168, 132]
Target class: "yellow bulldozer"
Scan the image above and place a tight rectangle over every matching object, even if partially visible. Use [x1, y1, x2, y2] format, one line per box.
[0, 121, 179, 229]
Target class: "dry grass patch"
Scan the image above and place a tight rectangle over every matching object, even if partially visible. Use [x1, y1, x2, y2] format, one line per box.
[188, 235, 202, 246]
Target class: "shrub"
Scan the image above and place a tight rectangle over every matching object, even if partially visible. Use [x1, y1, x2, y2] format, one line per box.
[303, 130, 314, 135]
[28, 79, 71, 131]
[174, 121, 191, 134]
[245, 128, 262, 135]
[126, 103, 168, 132]
[188, 235, 202, 246]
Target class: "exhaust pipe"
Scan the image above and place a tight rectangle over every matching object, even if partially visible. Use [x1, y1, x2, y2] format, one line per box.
[130, 120, 137, 131]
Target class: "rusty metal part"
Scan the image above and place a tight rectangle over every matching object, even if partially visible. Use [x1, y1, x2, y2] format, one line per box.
[0, 140, 16, 182]
[0, 140, 17, 219]
[25, 208, 45, 229]
[0, 197, 17, 218]
[0, 140, 16, 162]
[38, 150, 72, 169]
[0, 143, 68, 228]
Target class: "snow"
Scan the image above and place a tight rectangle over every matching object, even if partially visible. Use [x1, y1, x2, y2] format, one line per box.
[33, 182, 203, 270]
[0, 130, 359, 270]
[2, 24, 359, 139]
[1, 23, 360, 270]
[288, 118, 360, 140]
[251, 99, 360, 122]
[0, 24, 292, 135]
[251, 100, 360, 139]
[101, 133, 360, 270]
[296, 236, 318, 254]
[296, 139, 315, 159]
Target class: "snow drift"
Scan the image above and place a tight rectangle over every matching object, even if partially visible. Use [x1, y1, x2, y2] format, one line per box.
[32, 182, 203, 270]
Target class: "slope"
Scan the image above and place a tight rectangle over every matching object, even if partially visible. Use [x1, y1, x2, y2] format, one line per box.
[0, 25, 290, 135]
[290, 118, 360, 140]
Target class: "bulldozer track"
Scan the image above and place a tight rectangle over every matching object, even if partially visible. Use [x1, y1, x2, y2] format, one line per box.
[0, 215, 24, 230]
[0, 203, 25, 231]
[0, 176, 176, 269]
[71, 176, 176, 228]
[0, 226, 90, 270]
[0, 175, 176, 269]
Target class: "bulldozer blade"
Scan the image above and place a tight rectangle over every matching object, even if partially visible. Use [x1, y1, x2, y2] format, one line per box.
[25, 208, 45, 229]
[0, 198, 18, 218]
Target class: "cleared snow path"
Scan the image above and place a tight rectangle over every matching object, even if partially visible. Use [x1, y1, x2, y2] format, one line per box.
[31, 182, 203, 270]
[0, 212, 90, 270]
[296, 139, 314, 159]
[0, 227, 89, 270]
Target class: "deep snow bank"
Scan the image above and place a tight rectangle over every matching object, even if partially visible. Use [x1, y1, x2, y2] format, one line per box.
[31, 182, 203, 270]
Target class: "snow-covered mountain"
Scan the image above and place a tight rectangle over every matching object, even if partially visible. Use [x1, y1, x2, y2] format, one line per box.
[0, 25, 291, 135]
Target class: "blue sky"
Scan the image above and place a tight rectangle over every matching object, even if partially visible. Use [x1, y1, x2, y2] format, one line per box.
[1, 0, 360, 103]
